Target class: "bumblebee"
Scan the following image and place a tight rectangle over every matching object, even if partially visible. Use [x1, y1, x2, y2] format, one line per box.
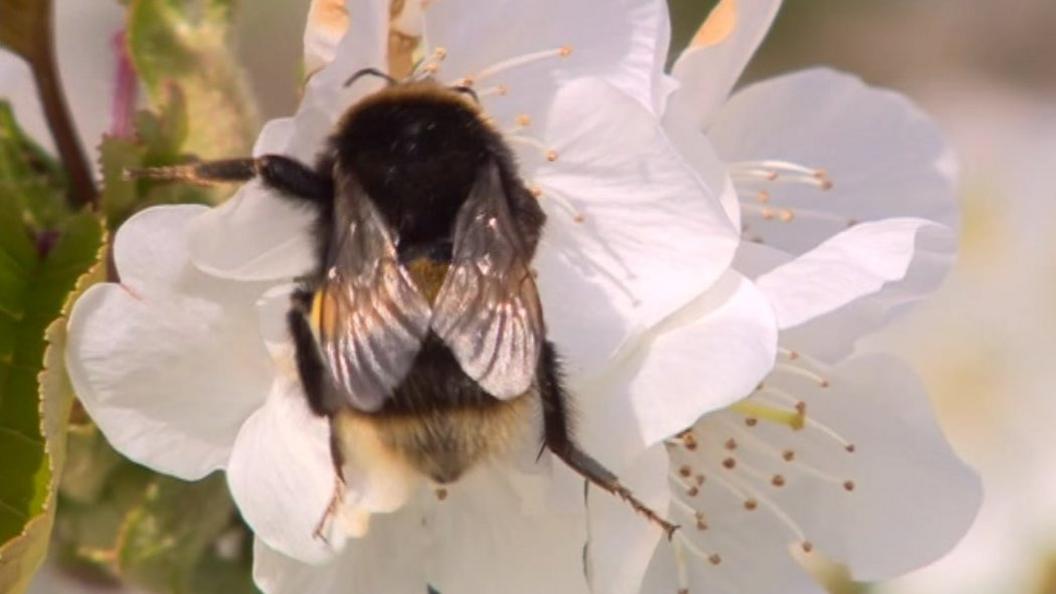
[132, 70, 674, 538]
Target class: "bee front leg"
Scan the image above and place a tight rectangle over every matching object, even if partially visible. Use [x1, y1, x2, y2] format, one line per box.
[538, 343, 678, 539]
[125, 154, 332, 206]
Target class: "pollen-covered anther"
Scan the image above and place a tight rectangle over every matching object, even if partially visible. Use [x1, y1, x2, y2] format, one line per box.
[756, 190, 770, 203]
[794, 401, 806, 415]
[745, 417, 758, 427]
[545, 149, 559, 162]
[529, 185, 543, 198]
[722, 457, 736, 470]
[724, 438, 737, 450]
[682, 433, 699, 451]
[771, 474, 786, 487]
[515, 114, 532, 127]
[782, 449, 796, 462]
[695, 513, 708, 530]
[843, 480, 856, 492]
[435, 488, 448, 501]
[687, 486, 699, 497]
[778, 209, 794, 222]
[708, 554, 722, 566]
[845, 443, 857, 453]
[801, 541, 814, 553]
[679, 465, 692, 478]
[743, 498, 758, 511]
[559, 45, 573, 57]
[814, 169, 834, 190]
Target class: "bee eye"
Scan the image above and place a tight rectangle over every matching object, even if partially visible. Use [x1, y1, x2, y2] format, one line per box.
[451, 85, 480, 104]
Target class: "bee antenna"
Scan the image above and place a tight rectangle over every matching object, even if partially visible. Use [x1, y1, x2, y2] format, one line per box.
[344, 68, 398, 89]
[451, 85, 479, 104]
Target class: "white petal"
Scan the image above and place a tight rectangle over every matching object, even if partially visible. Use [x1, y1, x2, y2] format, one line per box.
[423, 0, 671, 116]
[643, 535, 824, 594]
[668, 0, 783, 130]
[755, 218, 956, 329]
[586, 445, 670, 594]
[426, 467, 590, 594]
[575, 272, 777, 465]
[66, 206, 273, 480]
[190, 0, 390, 281]
[711, 68, 959, 255]
[692, 353, 980, 581]
[227, 374, 338, 564]
[253, 514, 430, 594]
[532, 79, 737, 377]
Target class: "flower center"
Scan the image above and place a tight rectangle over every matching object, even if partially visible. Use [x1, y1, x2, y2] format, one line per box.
[662, 347, 858, 591]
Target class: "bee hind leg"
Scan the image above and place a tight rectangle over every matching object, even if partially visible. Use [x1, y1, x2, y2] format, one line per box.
[538, 342, 678, 539]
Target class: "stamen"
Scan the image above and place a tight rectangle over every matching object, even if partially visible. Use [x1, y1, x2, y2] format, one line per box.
[530, 184, 584, 223]
[773, 362, 830, 388]
[506, 133, 558, 162]
[477, 84, 509, 98]
[730, 160, 833, 190]
[712, 467, 810, 544]
[730, 401, 804, 430]
[470, 45, 573, 83]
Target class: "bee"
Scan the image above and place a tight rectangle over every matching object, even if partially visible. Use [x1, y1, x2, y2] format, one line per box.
[130, 69, 675, 538]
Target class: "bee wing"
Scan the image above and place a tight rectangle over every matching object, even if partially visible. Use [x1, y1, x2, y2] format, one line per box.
[315, 173, 432, 411]
[431, 161, 544, 398]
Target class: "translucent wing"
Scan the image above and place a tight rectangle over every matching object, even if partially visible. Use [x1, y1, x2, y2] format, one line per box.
[314, 172, 432, 411]
[431, 161, 544, 398]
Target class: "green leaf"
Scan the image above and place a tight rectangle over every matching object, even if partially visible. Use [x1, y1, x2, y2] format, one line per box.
[0, 201, 105, 594]
[126, 0, 259, 159]
[0, 101, 67, 232]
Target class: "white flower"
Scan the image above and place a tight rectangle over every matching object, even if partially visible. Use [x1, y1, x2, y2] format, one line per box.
[626, 1, 982, 592]
[67, 1, 779, 593]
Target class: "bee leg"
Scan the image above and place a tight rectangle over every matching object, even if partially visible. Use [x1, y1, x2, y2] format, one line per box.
[125, 155, 332, 206]
[538, 342, 679, 539]
[287, 292, 340, 417]
[312, 473, 347, 544]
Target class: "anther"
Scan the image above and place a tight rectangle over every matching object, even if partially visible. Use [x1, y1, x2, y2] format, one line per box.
[529, 185, 543, 198]
[782, 450, 796, 462]
[435, 488, 448, 501]
[801, 541, 814, 553]
[724, 438, 737, 450]
[843, 480, 856, 492]
[682, 433, 698, 451]
[687, 486, 699, 497]
[745, 417, 758, 427]
[778, 209, 794, 222]
[722, 457, 736, 470]
[756, 190, 770, 203]
[744, 499, 758, 511]
[694, 474, 706, 486]
[516, 114, 531, 127]
[845, 444, 856, 453]
[695, 514, 708, 531]
[708, 554, 722, 566]
[679, 465, 692, 478]
[433, 47, 448, 60]
[559, 45, 573, 57]
[546, 149, 559, 162]
[794, 401, 806, 415]
[771, 474, 786, 487]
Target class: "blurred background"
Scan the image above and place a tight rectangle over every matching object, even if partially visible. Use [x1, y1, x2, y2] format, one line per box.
[6, 0, 1055, 593]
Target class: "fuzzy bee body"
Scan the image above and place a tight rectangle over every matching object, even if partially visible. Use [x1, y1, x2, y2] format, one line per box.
[131, 75, 675, 538]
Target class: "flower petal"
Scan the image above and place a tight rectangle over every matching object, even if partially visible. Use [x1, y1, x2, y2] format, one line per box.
[574, 272, 777, 464]
[668, 0, 783, 130]
[426, 467, 590, 594]
[753, 218, 956, 329]
[586, 445, 670, 594]
[66, 206, 273, 480]
[711, 68, 959, 255]
[227, 373, 338, 564]
[423, 0, 671, 116]
[532, 79, 737, 377]
[687, 353, 980, 581]
[643, 534, 824, 594]
[190, 0, 390, 282]
[253, 516, 430, 594]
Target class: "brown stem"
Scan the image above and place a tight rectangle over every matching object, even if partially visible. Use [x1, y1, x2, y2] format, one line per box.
[30, 2, 98, 209]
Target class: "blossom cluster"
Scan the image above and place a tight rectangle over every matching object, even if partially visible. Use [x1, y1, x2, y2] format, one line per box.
[65, 0, 980, 592]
